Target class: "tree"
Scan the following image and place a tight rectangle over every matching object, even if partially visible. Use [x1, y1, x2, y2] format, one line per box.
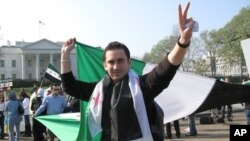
[213, 6, 250, 78]
[181, 37, 206, 73]
[142, 35, 177, 64]
[200, 30, 221, 77]
[143, 25, 206, 74]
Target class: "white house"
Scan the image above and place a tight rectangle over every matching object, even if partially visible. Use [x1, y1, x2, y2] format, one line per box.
[0, 39, 77, 81]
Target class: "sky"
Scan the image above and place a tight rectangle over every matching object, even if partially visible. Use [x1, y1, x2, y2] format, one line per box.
[0, 0, 249, 57]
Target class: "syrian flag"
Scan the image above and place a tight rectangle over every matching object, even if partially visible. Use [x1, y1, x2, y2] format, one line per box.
[37, 41, 250, 141]
[44, 64, 61, 84]
[39, 20, 45, 25]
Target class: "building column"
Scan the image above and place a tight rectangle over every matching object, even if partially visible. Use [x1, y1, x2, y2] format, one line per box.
[36, 54, 40, 81]
[50, 54, 53, 65]
[21, 54, 25, 80]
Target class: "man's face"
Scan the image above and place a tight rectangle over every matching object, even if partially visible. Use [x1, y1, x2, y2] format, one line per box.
[51, 86, 60, 95]
[104, 49, 130, 83]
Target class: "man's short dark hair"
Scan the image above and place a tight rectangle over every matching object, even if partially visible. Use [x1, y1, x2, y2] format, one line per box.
[103, 41, 130, 61]
[51, 83, 60, 89]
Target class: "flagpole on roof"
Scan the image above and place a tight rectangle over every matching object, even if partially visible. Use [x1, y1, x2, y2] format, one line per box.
[39, 21, 41, 40]
[38, 20, 45, 40]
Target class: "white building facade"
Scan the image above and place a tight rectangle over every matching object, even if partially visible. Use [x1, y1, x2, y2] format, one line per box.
[0, 39, 77, 81]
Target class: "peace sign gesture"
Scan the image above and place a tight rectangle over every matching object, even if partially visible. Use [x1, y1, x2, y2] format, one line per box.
[178, 2, 194, 45]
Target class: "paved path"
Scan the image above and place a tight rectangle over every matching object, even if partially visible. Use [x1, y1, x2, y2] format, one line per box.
[2, 104, 247, 141]
[164, 104, 247, 141]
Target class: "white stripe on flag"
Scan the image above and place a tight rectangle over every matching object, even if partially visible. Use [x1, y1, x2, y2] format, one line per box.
[141, 62, 216, 123]
[58, 112, 81, 121]
[155, 71, 216, 123]
[46, 68, 61, 80]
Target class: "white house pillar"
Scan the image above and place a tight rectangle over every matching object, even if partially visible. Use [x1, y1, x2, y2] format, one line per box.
[36, 54, 40, 81]
[21, 54, 25, 80]
[50, 54, 53, 65]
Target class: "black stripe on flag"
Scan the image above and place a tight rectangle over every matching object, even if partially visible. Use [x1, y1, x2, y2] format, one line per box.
[44, 64, 61, 84]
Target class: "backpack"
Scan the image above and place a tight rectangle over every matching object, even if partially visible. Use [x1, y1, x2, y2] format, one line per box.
[18, 103, 24, 115]
[200, 116, 214, 124]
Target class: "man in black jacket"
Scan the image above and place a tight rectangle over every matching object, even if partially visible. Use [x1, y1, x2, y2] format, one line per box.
[31, 88, 46, 141]
[61, 2, 194, 141]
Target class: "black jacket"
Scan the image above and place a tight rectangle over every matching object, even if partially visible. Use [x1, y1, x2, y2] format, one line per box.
[61, 56, 179, 141]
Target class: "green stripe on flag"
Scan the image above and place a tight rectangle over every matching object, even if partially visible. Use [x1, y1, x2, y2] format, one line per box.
[76, 42, 105, 82]
[36, 113, 80, 141]
[244, 81, 250, 85]
[48, 64, 60, 74]
[76, 41, 146, 81]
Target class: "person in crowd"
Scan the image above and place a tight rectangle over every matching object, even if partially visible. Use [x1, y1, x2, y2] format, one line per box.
[31, 84, 38, 94]
[5, 92, 23, 141]
[43, 87, 52, 99]
[0, 89, 5, 139]
[185, 114, 197, 136]
[29, 85, 39, 115]
[165, 120, 181, 139]
[19, 90, 32, 137]
[31, 88, 47, 141]
[221, 77, 233, 121]
[64, 93, 80, 113]
[60, 2, 194, 140]
[34, 83, 67, 141]
[242, 77, 250, 125]
[4, 116, 9, 139]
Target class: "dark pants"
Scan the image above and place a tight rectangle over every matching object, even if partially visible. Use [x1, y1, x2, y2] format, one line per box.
[33, 118, 46, 141]
[0, 112, 4, 139]
[245, 109, 250, 125]
[222, 105, 232, 120]
[47, 129, 56, 141]
[166, 120, 181, 137]
[24, 115, 32, 136]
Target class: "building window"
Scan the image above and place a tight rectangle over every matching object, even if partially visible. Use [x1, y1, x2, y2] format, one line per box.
[28, 60, 32, 67]
[0, 60, 4, 67]
[1, 74, 5, 79]
[12, 74, 16, 80]
[40, 60, 45, 68]
[12, 60, 16, 67]
[53, 59, 57, 64]
[28, 73, 32, 80]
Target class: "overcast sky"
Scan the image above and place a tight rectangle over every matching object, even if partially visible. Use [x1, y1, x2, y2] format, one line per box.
[0, 0, 249, 57]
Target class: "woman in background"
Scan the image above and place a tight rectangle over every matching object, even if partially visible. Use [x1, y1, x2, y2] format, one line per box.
[19, 90, 32, 137]
[5, 92, 23, 141]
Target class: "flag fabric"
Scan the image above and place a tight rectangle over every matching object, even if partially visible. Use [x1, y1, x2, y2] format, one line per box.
[44, 64, 61, 84]
[39, 20, 45, 25]
[244, 81, 250, 85]
[37, 113, 80, 141]
[37, 41, 250, 141]
[241, 38, 250, 74]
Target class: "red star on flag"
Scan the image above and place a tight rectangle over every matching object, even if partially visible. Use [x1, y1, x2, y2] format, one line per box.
[93, 92, 100, 108]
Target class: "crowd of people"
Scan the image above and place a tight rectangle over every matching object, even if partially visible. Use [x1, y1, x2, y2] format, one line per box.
[0, 75, 248, 141]
[0, 83, 80, 141]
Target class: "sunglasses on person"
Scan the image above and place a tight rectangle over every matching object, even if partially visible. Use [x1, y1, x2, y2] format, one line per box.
[53, 88, 60, 91]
